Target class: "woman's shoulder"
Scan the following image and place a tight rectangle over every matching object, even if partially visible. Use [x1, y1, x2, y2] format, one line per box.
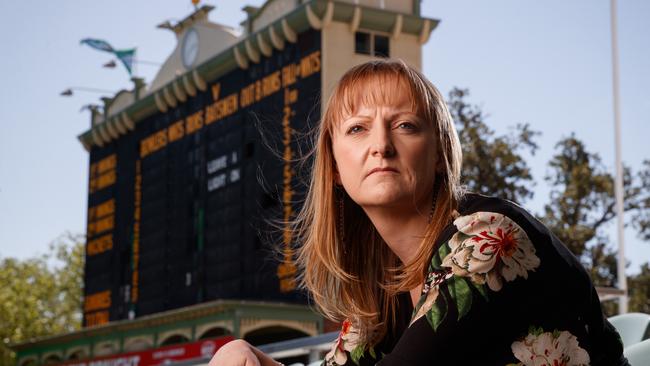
[396, 193, 627, 365]
[453, 192, 573, 263]
[458, 192, 545, 230]
[455, 192, 586, 272]
[424, 192, 596, 325]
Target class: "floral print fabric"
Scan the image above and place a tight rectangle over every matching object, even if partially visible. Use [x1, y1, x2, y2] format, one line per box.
[411, 212, 540, 326]
[322, 201, 625, 365]
[510, 327, 590, 366]
[442, 211, 540, 291]
[325, 319, 375, 366]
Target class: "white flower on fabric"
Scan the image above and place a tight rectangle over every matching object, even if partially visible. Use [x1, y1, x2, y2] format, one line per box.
[442, 212, 540, 291]
[511, 330, 590, 366]
[324, 319, 361, 365]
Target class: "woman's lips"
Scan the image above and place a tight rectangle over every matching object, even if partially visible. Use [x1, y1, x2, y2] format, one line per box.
[366, 167, 399, 177]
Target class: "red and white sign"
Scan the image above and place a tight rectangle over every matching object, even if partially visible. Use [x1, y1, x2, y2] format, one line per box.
[60, 336, 234, 366]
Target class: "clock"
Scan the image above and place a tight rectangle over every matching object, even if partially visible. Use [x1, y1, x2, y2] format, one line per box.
[181, 28, 199, 69]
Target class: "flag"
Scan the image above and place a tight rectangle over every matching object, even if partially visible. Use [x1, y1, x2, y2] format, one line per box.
[80, 38, 114, 53]
[115, 48, 136, 75]
[81, 38, 137, 75]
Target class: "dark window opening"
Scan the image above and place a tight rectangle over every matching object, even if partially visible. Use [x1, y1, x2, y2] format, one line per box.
[200, 327, 231, 339]
[355, 32, 390, 58]
[355, 32, 371, 55]
[374, 35, 389, 57]
[160, 334, 190, 347]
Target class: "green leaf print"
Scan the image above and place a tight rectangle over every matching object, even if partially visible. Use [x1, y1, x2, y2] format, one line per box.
[350, 345, 364, 365]
[427, 291, 448, 331]
[472, 280, 489, 301]
[528, 325, 544, 336]
[448, 276, 473, 320]
[437, 242, 451, 267]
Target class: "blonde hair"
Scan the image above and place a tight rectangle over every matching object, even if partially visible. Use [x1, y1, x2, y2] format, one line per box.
[295, 59, 463, 346]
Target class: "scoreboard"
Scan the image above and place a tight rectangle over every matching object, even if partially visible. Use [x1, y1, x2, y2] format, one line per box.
[83, 29, 321, 327]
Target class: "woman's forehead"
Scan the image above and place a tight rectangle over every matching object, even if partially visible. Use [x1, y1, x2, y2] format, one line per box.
[339, 74, 417, 116]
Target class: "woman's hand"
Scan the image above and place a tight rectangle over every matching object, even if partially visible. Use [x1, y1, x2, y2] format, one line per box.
[208, 339, 283, 366]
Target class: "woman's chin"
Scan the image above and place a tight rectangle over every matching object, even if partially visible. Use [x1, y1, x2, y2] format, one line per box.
[355, 192, 413, 210]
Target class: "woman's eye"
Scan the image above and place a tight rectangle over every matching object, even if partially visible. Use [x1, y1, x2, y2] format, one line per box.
[397, 122, 417, 130]
[346, 125, 364, 134]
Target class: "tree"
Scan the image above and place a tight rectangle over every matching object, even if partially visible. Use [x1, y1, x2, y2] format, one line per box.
[541, 137, 650, 290]
[448, 89, 650, 315]
[631, 160, 650, 241]
[448, 88, 539, 204]
[628, 263, 650, 314]
[0, 232, 84, 365]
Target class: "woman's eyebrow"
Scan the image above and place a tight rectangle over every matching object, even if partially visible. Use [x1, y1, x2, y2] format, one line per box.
[387, 111, 422, 120]
[341, 114, 373, 123]
[340, 109, 420, 125]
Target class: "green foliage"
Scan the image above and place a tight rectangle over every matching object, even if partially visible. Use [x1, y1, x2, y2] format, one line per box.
[631, 160, 650, 241]
[427, 290, 447, 331]
[350, 345, 364, 365]
[628, 263, 650, 314]
[0, 232, 84, 365]
[449, 89, 649, 315]
[541, 135, 649, 290]
[448, 88, 539, 204]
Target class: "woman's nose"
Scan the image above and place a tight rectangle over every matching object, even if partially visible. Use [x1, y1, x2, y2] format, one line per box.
[370, 126, 395, 157]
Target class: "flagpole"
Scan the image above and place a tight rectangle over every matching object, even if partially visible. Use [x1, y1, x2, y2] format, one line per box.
[610, 0, 627, 314]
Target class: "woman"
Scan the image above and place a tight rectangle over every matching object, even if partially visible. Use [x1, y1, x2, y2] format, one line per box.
[210, 60, 628, 366]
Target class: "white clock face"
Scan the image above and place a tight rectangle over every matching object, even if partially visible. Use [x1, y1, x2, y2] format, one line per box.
[182, 28, 199, 69]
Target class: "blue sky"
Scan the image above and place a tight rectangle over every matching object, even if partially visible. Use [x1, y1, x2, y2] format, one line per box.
[0, 0, 648, 274]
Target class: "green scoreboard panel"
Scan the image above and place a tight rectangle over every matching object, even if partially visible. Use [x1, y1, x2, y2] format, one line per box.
[83, 29, 321, 327]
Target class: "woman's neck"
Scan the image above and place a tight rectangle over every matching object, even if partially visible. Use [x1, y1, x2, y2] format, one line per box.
[363, 205, 430, 265]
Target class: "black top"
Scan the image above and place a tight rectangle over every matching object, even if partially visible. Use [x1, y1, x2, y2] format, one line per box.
[323, 193, 629, 366]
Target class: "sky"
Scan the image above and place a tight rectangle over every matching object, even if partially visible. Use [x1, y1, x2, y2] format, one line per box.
[0, 0, 648, 274]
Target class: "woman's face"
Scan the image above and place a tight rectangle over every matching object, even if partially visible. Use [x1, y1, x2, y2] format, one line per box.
[331, 77, 440, 214]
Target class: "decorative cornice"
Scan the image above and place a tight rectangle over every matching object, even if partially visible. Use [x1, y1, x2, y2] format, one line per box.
[349, 6, 361, 33]
[154, 92, 168, 113]
[192, 69, 207, 92]
[256, 33, 272, 57]
[172, 80, 187, 103]
[234, 46, 249, 70]
[281, 18, 297, 43]
[269, 25, 285, 51]
[162, 85, 177, 108]
[105, 120, 119, 139]
[245, 39, 261, 63]
[182, 74, 197, 97]
[392, 13, 403, 39]
[305, 3, 323, 29]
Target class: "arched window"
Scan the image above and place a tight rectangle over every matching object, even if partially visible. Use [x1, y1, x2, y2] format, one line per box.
[94, 342, 117, 356]
[18, 357, 37, 366]
[124, 337, 153, 352]
[42, 354, 63, 365]
[67, 349, 87, 360]
[159, 334, 190, 347]
[198, 327, 231, 340]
